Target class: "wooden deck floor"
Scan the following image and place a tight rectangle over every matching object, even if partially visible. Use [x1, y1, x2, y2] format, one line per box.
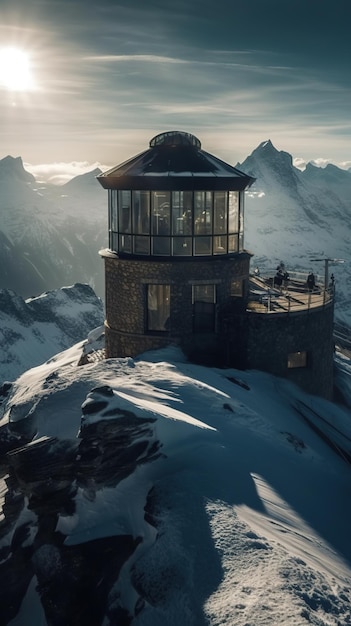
[247, 276, 333, 314]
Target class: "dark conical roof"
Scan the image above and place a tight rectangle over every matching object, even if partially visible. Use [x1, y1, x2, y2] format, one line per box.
[97, 131, 255, 191]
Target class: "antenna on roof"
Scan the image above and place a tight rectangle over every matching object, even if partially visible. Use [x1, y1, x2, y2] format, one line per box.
[309, 258, 345, 287]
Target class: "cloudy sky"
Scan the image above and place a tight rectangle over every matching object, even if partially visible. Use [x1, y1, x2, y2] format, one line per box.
[0, 0, 350, 179]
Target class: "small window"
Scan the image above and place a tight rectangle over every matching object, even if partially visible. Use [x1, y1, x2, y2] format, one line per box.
[228, 234, 238, 253]
[152, 237, 171, 256]
[134, 236, 150, 255]
[288, 351, 307, 369]
[231, 279, 243, 297]
[173, 237, 192, 256]
[147, 285, 170, 331]
[194, 236, 211, 255]
[119, 234, 131, 253]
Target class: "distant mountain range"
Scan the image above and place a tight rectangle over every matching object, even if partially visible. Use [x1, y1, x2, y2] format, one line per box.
[1, 144, 351, 323]
[0, 156, 107, 299]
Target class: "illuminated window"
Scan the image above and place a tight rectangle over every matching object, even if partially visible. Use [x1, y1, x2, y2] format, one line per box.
[231, 279, 243, 297]
[152, 191, 170, 235]
[287, 351, 307, 369]
[109, 189, 244, 257]
[147, 285, 170, 331]
[228, 191, 239, 232]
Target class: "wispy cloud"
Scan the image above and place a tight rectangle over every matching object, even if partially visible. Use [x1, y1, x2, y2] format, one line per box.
[84, 54, 190, 64]
[24, 160, 111, 184]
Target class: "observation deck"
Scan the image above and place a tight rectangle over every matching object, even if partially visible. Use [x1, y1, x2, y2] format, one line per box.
[247, 271, 334, 314]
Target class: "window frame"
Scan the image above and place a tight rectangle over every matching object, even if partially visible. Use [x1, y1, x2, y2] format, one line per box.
[146, 284, 171, 332]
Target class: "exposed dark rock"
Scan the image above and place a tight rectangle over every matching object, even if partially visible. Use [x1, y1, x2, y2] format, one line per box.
[0, 395, 165, 624]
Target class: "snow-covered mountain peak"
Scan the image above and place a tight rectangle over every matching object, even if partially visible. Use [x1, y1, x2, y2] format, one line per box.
[61, 167, 103, 192]
[238, 140, 298, 194]
[252, 139, 292, 165]
[0, 155, 35, 184]
[255, 139, 275, 152]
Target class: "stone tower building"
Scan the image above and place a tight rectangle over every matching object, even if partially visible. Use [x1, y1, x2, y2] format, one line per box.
[97, 130, 335, 398]
[97, 130, 255, 364]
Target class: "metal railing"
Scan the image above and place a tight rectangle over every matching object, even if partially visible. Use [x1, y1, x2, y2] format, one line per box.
[247, 272, 334, 314]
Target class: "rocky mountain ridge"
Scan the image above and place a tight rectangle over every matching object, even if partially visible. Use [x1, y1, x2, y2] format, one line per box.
[0, 283, 104, 384]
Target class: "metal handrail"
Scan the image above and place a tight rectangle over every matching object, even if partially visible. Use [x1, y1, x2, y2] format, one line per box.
[247, 274, 334, 314]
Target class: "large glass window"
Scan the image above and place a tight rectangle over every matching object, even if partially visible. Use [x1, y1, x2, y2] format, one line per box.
[228, 191, 239, 232]
[109, 189, 243, 257]
[193, 284, 216, 333]
[194, 191, 212, 235]
[213, 192, 226, 234]
[147, 285, 170, 331]
[110, 190, 118, 231]
[133, 191, 150, 234]
[172, 191, 192, 235]
[118, 191, 131, 233]
[152, 192, 170, 235]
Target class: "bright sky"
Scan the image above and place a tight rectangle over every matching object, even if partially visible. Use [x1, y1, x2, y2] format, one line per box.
[0, 0, 350, 176]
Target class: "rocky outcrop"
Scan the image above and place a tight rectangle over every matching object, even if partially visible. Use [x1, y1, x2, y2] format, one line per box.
[0, 386, 164, 625]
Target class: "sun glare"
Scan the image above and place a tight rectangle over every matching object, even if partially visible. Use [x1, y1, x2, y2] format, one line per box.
[0, 47, 35, 91]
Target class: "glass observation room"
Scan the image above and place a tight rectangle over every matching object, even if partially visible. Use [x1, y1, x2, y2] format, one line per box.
[98, 131, 255, 258]
[108, 189, 244, 257]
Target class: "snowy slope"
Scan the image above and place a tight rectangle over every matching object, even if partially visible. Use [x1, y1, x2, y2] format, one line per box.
[0, 342, 350, 625]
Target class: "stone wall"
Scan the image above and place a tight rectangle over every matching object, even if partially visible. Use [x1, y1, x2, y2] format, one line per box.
[103, 253, 251, 360]
[103, 252, 334, 398]
[245, 304, 335, 399]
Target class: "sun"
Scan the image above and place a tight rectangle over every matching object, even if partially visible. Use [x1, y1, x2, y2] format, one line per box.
[0, 47, 35, 91]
